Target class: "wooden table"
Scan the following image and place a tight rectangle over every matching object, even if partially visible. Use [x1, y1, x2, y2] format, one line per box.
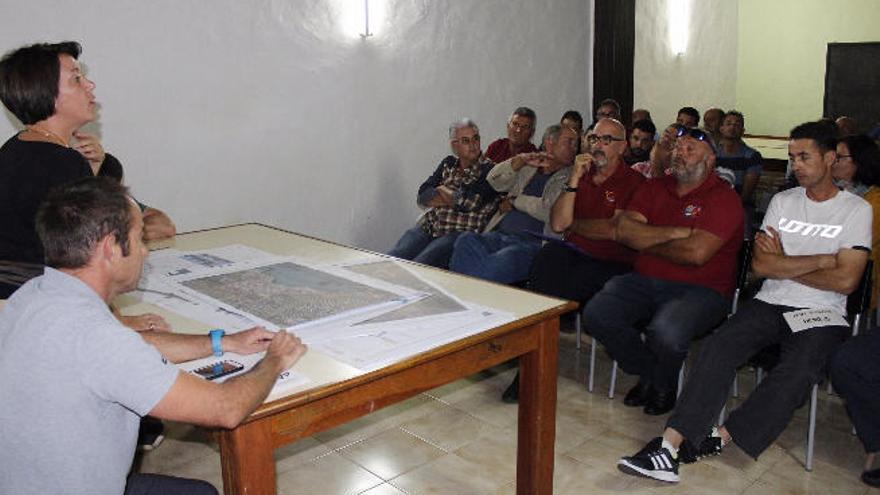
[119, 224, 575, 494]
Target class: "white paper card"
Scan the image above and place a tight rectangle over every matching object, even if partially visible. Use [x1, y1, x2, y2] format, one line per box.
[782, 309, 848, 333]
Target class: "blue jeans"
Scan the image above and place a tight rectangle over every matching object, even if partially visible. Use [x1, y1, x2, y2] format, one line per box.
[388, 226, 460, 269]
[831, 332, 880, 453]
[582, 273, 729, 393]
[448, 231, 541, 284]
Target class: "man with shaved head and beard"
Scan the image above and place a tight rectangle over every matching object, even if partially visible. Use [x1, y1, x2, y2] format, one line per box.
[583, 127, 744, 416]
[617, 120, 870, 484]
[502, 118, 645, 402]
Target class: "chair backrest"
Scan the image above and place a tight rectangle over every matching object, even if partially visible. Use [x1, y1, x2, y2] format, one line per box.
[730, 239, 754, 315]
[846, 259, 873, 333]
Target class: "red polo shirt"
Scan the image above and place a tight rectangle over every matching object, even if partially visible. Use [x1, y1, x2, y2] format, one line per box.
[485, 138, 537, 163]
[569, 161, 645, 264]
[628, 174, 744, 297]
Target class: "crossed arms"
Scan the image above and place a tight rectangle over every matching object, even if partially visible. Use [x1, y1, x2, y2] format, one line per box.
[752, 226, 867, 295]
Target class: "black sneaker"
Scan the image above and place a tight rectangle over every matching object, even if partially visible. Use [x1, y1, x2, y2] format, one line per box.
[137, 416, 165, 452]
[618, 442, 680, 483]
[687, 432, 723, 463]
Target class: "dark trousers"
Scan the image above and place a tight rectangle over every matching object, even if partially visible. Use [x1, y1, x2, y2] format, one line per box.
[582, 273, 729, 393]
[667, 299, 848, 459]
[831, 331, 880, 453]
[125, 473, 218, 495]
[528, 242, 631, 303]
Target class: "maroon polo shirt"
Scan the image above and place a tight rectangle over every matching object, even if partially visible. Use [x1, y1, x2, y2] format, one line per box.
[485, 138, 537, 164]
[627, 174, 744, 297]
[569, 161, 645, 264]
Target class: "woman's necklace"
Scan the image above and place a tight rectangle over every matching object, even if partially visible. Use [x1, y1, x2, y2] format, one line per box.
[23, 125, 69, 148]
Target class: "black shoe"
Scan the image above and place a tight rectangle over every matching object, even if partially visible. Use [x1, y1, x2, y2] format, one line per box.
[643, 389, 676, 416]
[862, 468, 880, 487]
[685, 432, 723, 463]
[137, 416, 165, 451]
[502, 372, 519, 404]
[624, 381, 652, 407]
[618, 441, 680, 483]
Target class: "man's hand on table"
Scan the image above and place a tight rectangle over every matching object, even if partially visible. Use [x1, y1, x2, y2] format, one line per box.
[121, 313, 171, 332]
[263, 330, 308, 373]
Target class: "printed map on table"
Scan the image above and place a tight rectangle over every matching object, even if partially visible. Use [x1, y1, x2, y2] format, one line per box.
[179, 261, 411, 328]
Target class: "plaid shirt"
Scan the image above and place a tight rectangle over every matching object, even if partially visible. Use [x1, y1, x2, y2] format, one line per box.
[418, 155, 500, 237]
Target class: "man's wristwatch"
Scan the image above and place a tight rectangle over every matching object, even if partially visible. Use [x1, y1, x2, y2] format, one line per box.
[564, 185, 578, 192]
[210, 329, 225, 357]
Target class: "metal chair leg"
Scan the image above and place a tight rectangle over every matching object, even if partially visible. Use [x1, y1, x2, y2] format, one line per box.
[609, 360, 618, 399]
[719, 405, 727, 425]
[806, 383, 818, 471]
[732, 373, 739, 398]
[588, 336, 596, 393]
[677, 363, 686, 398]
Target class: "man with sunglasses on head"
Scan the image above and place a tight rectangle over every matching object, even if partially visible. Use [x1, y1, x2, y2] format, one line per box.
[617, 120, 870, 484]
[583, 126, 743, 417]
[485, 107, 538, 164]
[388, 118, 500, 268]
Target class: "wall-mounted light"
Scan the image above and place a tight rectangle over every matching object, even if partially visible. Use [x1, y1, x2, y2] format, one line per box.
[668, 0, 690, 56]
[340, 0, 387, 39]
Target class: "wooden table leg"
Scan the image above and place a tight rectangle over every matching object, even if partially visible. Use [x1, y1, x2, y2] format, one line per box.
[516, 318, 559, 494]
[218, 418, 276, 495]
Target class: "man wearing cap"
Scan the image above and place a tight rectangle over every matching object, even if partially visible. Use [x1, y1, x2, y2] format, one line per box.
[583, 127, 744, 416]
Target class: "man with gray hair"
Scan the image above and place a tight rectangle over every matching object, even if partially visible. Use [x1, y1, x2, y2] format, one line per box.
[388, 119, 500, 268]
[485, 106, 538, 163]
[449, 124, 578, 283]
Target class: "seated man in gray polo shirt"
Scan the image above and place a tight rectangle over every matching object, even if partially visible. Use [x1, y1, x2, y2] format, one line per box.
[0, 177, 307, 495]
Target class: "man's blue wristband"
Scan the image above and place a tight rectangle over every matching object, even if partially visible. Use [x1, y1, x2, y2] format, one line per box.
[210, 329, 225, 357]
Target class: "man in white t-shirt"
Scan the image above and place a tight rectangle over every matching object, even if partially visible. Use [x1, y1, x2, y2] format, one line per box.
[0, 177, 308, 495]
[616, 120, 871, 483]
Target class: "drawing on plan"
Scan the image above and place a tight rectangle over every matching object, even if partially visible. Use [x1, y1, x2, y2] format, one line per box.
[180, 261, 407, 328]
[342, 260, 467, 324]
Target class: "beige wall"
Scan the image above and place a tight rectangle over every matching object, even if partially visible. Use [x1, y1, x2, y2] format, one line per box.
[737, 0, 880, 136]
[634, 0, 738, 128]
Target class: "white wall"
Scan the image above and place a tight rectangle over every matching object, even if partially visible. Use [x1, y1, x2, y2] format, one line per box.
[633, 0, 737, 127]
[0, 0, 592, 252]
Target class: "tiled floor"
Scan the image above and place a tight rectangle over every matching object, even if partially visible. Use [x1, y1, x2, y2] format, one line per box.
[140, 330, 875, 494]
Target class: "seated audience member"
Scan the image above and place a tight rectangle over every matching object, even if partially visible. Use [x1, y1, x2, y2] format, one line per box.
[618, 121, 870, 483]
[717, 111, 763, 204]
[0, 177, 308, 494]
[631, 123, 682, 178]
[676, 106, 700, 128]
[593, 98, 622, 126]
[836, 116, 859, 137]
[832, 135, 880, 308]
[485, 107, 537, 163]
[449, 125, 577, 284]
[632, 108, 652, 125]
[831, 331, 880, 488]
[502, 119, 644, 402]
[560, 110, 584, 136]
[560, 110, 584, 154]
[583, 127, 743, 416]
[624, 119, 656, 166]
[389, 119, 499, 268]
[702, 107, 724, 142]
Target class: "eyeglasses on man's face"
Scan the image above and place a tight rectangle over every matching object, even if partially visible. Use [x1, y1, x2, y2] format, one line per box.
[453, 135, 480, 146]
[586, 134, 625, 146]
